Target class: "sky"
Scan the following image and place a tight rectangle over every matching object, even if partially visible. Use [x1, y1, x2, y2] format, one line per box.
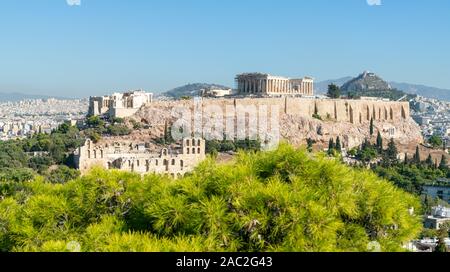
[0, 0, 449, 98]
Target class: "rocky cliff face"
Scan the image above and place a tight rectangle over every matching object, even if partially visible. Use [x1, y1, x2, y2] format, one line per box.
[279, 115, 422, 150]
[341, 71, 392, 92]
[130, 98, 423, 151]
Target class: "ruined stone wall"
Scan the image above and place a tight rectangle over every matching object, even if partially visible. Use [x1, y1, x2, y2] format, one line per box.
[195, 97, 409, 124]
[133, 97, 422, 150]
[75, 138, 206, 177]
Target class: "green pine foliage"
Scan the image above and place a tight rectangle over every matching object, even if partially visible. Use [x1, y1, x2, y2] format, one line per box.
[0, 144, 422, 252]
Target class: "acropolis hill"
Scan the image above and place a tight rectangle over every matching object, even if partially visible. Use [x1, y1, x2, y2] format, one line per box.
[132, 97, 423, 150]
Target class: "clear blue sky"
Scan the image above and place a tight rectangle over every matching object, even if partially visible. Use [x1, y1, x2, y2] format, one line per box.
[0, 0, 449, 98]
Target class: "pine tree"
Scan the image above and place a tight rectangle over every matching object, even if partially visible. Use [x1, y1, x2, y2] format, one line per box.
[376, 131, 383, 151]
[327, 84, 341, 99]
[413, 146, 421, 164]
[370, 118, 374, 136]
[439, 155, 448, 171]
[383, 138, 399, 166]
[425, 154, 434, 167]
[335, 137, 342, 153]
[328, 138, 335, 155]
[306, 138, 315, 153]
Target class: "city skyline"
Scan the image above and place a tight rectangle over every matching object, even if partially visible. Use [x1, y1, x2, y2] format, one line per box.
[1, 0, 450, 98]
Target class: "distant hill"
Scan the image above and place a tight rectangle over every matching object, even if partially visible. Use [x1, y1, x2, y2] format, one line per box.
[316, 74, 450, 101]
[339, 71, 412, 101]
[389, 82, 450, 101]
[0, 92, 70, 102]
[315, 77, 352, 94]
[341, 71, 392, 93]
[161, 83, 231, 98]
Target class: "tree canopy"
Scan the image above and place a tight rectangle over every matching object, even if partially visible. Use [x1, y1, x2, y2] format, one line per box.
[0, 144, 422, 252]
[327, 84, 341, 99]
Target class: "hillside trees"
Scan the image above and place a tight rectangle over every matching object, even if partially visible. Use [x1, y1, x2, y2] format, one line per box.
[0, 144, 422, 252]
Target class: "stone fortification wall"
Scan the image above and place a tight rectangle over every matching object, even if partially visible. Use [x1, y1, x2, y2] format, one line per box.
[133, 97, 421, 150]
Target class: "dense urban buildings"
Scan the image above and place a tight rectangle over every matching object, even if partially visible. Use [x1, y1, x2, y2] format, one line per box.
[235, 73, 314, 96]
[0, 98, 88, 140]
[411, 96, 450, 146]
[424, 206, 450, 230]
[88, 90, 153, 118]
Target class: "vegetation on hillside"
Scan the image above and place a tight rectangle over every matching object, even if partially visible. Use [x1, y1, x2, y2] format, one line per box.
[345, 137, 449, 196]
[0, 144, 422, 252]
[346, 88, 414, 101]
[206, 138, 262, 156]
[0, 123, 83, 183]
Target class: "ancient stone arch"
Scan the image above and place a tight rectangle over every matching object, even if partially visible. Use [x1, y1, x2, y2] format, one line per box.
[401, 106, 407, 119]
[390, 108, 394, 120]
[164, 159, 169, 171]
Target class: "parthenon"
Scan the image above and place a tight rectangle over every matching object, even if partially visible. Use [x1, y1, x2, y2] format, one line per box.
[236, 73, 314, 96]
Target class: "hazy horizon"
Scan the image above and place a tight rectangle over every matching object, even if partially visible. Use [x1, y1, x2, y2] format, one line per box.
[1, 0, 450, 98]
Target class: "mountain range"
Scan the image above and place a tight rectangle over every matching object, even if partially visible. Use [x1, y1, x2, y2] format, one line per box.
[2, 76, 450, 102]
[315, 76, 450, 101]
